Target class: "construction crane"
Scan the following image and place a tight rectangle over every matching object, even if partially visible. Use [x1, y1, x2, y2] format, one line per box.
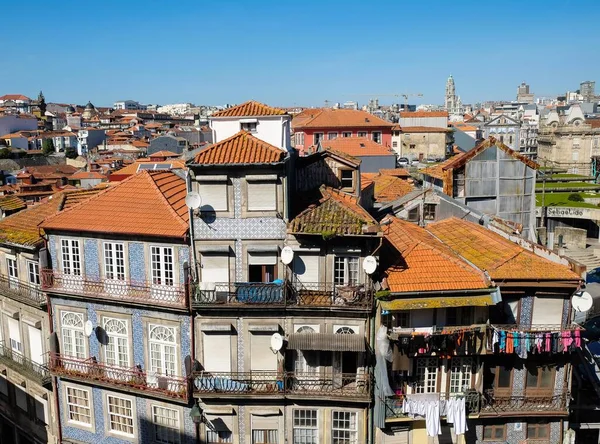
[348, 93, 424, 109]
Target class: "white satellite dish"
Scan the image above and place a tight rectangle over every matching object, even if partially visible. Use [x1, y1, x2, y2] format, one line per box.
[185, 192, 202, 210]
[280, 246, 294, 265]
[270, 333, 284, 352]
[84, 320, 94, 337]
[363, 255, 377, 274]
[573, 291, 593, 313]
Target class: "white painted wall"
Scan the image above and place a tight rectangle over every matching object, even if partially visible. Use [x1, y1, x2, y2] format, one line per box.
[210, 116, 292, 151]
[0, 115, 37, 137]
[399, 116, 447, 128]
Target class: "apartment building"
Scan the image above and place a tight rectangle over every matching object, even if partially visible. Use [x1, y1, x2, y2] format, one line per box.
[39, 171, 196, 443]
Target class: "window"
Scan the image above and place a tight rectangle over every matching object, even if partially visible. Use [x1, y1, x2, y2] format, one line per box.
[107, 395, 134, 437]
[334, 256, 359, 286]
[525, 365, 554, 392]
[357, 132, 367, 138]
[494, 365, 512, 393]
[207, 429, 233, 443]
[483, 424, 505, 441]
[293, 409, 318, 444]
[340, 170, 354, 189]
[247, 181, 277, 211]
[295, 132, 305, 147]
[66, 386, 92, 425]
[415, 358, 438, 393]
[527, 422, 549, 440]
[61, 239, 82, 276]
[342, 132, 352, 138]
[61, 311, 86, 359]
[151, 246, 174, 286]
[409, 144, 416, 149]
[27, 261, 40, 286]
[407, 207, 419, 222]
[393, 311, 410, 328]
[295, 326, 319, 374]
[331, 411, 357, 444]
[198, 181, 228, 212]
[7, 257, 18, 282]
[103, 318, 129, 368]
[152, 405, 180, 444]
[149, 325, 177, 376]
[241, 122, 258, 132]
[7, 318, 22, 353]
[328, 132, 338, 140]
[423, 204, 436, 221]
[15, 385, 27, 411]
[252, 429, 278, 444]
[445, 307, 474, 326]
[372, 132, 382, 143]
[313, 133, 324, 145]
[103, 242, 125, 281]
[449, 358, 473, 393]
[392, 141, 398, 148]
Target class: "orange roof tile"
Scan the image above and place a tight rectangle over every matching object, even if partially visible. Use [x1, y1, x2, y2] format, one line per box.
[320, 137, 393, 157]
[443, 137, 539, 171]
[0, 195, 26, 212]
[383, 217, 490, 293]
[192, 131, 285, 165]
[41, 171, 188, 238]
[400, 111, 449, 118]
[69, 171, 106, 180]
[109, 159, 186, 180]
[0, 94, 31, 101]
[292, 108, 394, 129]
[420, 153, 467, 180]
[360, 173, 377, 190]
[212, 101, 287, 118]
[371, 175, 415, 203]
[588, 119, 600, 129]
[400, 126, 451, 133]
[427, 218, 580, 282]
[149, 150, 180, 158]
[379, 168, 410, 178]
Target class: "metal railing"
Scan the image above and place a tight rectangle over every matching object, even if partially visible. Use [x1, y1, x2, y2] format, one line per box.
[192, 371, 371, 399]
[480, 389, 570, 414]
[0, 341, 50, 384]
[191, 281, 372, 310]
[383, 391, 481, 419]
[491, 324, 581, 332]
[42, 269, 187, 308]
[0, 275, 46, 307]
[49, 353, 187, 400]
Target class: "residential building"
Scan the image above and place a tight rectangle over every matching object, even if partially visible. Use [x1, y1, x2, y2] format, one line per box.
[393, 111, 453, 161]
[375, 216, 582, 444]
[580, 81, 596, 103]
[108, 159, 186, 181]
[77, 128, 106, 156]
[482, 115, 521, 151]
[40, 171, 196, 444]
[210, 101, 292, 150]
[0, 95, 32, 114]
[113, 100, 147, 111]
[421, 137, 538, 240]
[148, 135, 189, 156]
[292, 108, 393, 156]
[517, 82, 535, 104]
[67, 171, 107, 188]
[320, 137, 396, 172]
[444, 75, 463, 117]
[0, 115, 38, 138]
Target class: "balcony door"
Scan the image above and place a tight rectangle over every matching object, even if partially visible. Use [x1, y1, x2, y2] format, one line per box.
[333, 327, 358, 389]
[151, 246, 177, 302]
[61, 239, 83, 291]
[525, 364, 555, 397]
[103, 318, 130, 380]
[6, 258, 18, 290]
[103, 242, 126, 295]
[248, 253, 277, 283]
[148, 325, 178, 391]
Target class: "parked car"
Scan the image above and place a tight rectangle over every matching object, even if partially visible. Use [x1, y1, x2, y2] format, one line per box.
[397, 157, 409, 167]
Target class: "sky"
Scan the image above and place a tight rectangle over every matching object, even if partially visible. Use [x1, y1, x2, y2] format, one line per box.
[1, 0, 599, 108]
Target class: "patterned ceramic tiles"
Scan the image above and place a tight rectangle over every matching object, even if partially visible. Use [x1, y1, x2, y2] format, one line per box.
[233, 177, 242, 218]
[512, 366, 525, 397]
[178, 246, 190, 283]
[554, 365, 565, 394]
[519, 295, 533, 326]
[235, 240, 243, 281]
[128, 242, 145, 283]
[238, 405, 246, 444]
[84, 239, 100, 280]
[87, 302, 100, 358]
[193, 217, 287, 240]
[237, 318, 244, 373]
[49, 235, 57, 269]
[132, 310, 145, 367]
[562, 298, 570, 326]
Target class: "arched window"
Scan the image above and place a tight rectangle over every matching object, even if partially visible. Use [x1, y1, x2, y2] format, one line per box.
[336, 327, 355, 335]
[296, 326, 315, 334]
[103, 318, 129, 368]
[295, 326, 317, 374]
[61, 312, 86, 358]
[149, 325, 177, 376]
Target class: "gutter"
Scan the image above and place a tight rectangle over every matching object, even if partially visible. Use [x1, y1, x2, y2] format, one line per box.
[387, 287, 497, 298]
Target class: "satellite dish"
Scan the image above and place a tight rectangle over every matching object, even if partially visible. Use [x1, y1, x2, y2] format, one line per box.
[573, 291, 593, 313]
[84, 320, 94, 337]
[185, 192, 202, 209]
[280, 246, 294, 265]
[270, 333, 284, 352]
[363, 256, 377, 274]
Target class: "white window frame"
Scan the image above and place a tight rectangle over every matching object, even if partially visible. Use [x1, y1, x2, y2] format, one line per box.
[294, 326, 319, 374]
[333, 256, 360, 286]
[415, 357, 439, 393]
[103, 317, 130, 369]
[61, 239, 82, 276]
[103, 242, 126, 281]
[313, 133, 324, 145]
[328, 132, 338, 140]
[339, 170, 354, 190]
[7, 257, 18, 282]
[247, 181, 277, 211]
[372, 131, 382, 143]
[27, 260, 40, 286]
[331, 411, 357, 444]
[449, 357, 473, 394]
[241, 121, 258, 133]
[106, 393, 136, 438]
[65, 384, 93, 428]
[252, 428, 278, 444]
[151, 246, 175, 287]
[148, 324, 178, 377]
[61, 311, 87, 359]
[152, 404, 181, 444]
[357, 131, 367, 138]
[342, 132, 352, 138]
[293, 409, 319, 444]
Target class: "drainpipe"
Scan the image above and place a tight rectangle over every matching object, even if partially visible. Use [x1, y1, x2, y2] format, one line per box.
[368, 309, 375, 444]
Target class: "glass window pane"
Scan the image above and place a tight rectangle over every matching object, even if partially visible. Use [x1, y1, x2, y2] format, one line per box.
[497, 366, 511, 387]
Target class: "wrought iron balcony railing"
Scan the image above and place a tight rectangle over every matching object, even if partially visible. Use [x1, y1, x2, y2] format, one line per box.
[49, 353, 187, 401]
[192, 371, 371, 400]
[480, 389, 570, 415]
[41, 269, 187, 309]
[191, 281, 372, 310]
[383, 391, 481, 420]
[0, 341, 50, 385]
[0, 275, 46, 307]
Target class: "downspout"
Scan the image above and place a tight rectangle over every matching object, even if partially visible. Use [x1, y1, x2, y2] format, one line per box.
[185, 170, 198, 382]
[368, 236, 382, 444]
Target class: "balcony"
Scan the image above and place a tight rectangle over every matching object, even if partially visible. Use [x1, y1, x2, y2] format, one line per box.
[49, 353, 188, 402]
[0, 341, 50, 386]
[383, 392, 481, 421]
[0, 275, 46, 308]
[41, 269, 187, 309]
[192, 371, 371, 402]
[480, 389, 569, 416]
[191, 281, 372, 311]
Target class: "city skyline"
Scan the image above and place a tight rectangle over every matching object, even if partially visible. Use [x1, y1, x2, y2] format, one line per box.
[2, 0, 599, 107]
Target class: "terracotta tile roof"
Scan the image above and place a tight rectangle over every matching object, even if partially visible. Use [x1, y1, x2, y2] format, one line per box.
[69, 171, 107, 180]
[383, 217, 490, 293]
[588, 118, 600, 129]
[400, 111, 449, 118]
[0, 195, 26, 212]
[360, 173, 377, 190]
[420, 153, 467, 180]
[443, 137, 539, 171]
[292, 108, 394, 129]
[427, 218, 580, 281]
[62, 185, 111, 209]
[212, 101, 287, 118]
[0, 94, 31, 101]
[379, 168, 410, 178]
[400, 126, 451, 133]
[0, 187, 106, 248]
[41, 171, 189, 238]
[109, 159, 186, 180]
[371, 175, 415, 203]
[320, 137, 394, 157]
[192, 131, 285, 165]
[149, 150, 180, 158]
[289, 186, 379, 236]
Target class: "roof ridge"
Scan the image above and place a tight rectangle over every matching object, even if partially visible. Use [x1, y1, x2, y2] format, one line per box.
[146, 171, 189, 231]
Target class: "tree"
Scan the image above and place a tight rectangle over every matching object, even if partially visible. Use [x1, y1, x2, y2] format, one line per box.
[0, 148, 10, 159]
[42, 139, 55, 156]
[65, 147, 78, 159]
[568, 193, 584, 202]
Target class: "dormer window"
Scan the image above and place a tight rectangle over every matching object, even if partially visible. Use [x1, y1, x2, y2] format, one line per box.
[340, 169, 354, 190]
[240, 119, 258, 133]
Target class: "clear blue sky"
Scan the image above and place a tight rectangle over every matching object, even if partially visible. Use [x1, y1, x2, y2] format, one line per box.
[1, 0, 598, 108]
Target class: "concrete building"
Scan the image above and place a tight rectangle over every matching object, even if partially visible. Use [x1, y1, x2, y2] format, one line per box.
[0, 115, 38, 138]
[113, 100, 147, 111]
[147, 135, 188, 156]
[77, 128, 106, 155]
[516, 82, 535, 104]
[482, 115, 521, 151]
[581, 80, 596, 103]
[0, 95, 32, 114]
[392, 111, 453, 160]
